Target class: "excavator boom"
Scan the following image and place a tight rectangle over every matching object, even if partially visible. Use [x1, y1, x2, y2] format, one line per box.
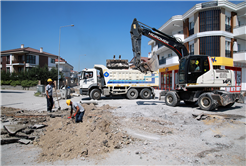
[130, 18, 189, 73]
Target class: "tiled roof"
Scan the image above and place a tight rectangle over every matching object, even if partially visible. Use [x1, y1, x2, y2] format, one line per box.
[1, 47, 57, 57]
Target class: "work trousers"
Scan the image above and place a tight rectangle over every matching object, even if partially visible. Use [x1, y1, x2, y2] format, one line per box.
[75, 111, 84, 123]
[46, 95, 53, 112]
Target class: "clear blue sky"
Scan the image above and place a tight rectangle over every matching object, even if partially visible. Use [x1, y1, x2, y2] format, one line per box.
[1, 1, 241, 71]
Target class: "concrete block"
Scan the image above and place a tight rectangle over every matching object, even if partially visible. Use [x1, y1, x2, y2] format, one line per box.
[4, 125, 26, 135]
[1, 128, 8, 135]
[32, 124, 47, 129]
[1, 138, 20, 145]
[80, 100, 98, 105]
[18, 139, 31, 145]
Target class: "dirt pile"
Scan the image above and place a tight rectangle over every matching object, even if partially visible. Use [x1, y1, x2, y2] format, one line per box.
[35, 104, 135, 162]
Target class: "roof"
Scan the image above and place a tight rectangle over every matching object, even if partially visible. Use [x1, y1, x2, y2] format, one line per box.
[1, 47, 57, 57]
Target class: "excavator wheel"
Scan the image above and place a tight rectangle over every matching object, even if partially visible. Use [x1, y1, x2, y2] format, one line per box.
[198, 93, 216, 111]
[165, 91, 179, 107]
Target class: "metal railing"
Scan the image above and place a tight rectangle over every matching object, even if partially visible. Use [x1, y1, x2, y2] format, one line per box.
[225, 24, 231, 32]
[189, 28, 194, 36]
[159, 58, 166, 65]
[225, 50, 231, 57]
[12, 60, 25, 64]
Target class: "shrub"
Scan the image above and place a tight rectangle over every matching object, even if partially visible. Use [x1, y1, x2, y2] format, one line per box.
[2, 80, 12, 85]
[20, 80, 38, 87]
[21, 80, 29, 87]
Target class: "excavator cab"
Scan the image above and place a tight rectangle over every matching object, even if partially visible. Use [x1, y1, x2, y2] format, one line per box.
[178, 55, 210, 84]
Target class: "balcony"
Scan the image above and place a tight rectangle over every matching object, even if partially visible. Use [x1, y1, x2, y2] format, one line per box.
[189, 28, 194, 36]
[159, 56, 179, 68]
[226, 24, 231, 32]
[225, 50, 231, 58]
[233, 25, 246, 40]
[12, 60, 25, 65]
[233, 51, 246, 63]
[159, 58, 166, 65]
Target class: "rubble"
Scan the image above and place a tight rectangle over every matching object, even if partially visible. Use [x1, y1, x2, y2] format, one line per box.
[4, 125, 27, 135]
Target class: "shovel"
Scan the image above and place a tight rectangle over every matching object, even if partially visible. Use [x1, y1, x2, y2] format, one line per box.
[55, 88, 61, 110]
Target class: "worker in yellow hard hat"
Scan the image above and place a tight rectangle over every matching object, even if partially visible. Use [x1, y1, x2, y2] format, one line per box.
[66, 99, 85, 123]
[46, 78, 54, 112]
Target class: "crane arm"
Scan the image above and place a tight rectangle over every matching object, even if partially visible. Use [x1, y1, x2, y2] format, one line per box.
[130, 18, 189, 72]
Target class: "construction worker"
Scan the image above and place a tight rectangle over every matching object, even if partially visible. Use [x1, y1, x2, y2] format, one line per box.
[46, 78, 54, 112]
[66, 100, 85, 123]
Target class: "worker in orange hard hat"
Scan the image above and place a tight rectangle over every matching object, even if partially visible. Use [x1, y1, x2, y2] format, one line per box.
[66, 99, 85, 123]
[46, 78, 54, 112]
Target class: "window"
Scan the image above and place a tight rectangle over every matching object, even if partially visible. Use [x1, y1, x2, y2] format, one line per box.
[26, 55, 36, 64]
[199, 9, 220, 32]
[51, 59, 55, 64]
[189, 22, 194, 35]
[6, 67, 10, 73]
[159, 56, 166, 65]
[168, 54, 172, 58]
[225, 40, 231, 57]
[83, 71, 93, 79]
[158, 43, 163, 48]
[6, 56, 10, 64]
[200, 36, 220, 57]
[225, 16, 231, 32]
[189, 43, 194, 55]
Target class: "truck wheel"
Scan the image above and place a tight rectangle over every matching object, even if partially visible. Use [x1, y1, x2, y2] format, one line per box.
[90, 89, 101, 100]
[127, 88, 138, 99]
[198, 93, 215, 111]
[165, 91, 179, 106]
[140, 88, 151, 99]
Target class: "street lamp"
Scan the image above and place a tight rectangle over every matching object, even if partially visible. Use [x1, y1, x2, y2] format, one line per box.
[58, 24, 74, 89]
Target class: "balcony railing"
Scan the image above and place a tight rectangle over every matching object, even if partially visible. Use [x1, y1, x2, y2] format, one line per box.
[225, 24, 231, 32]
[225, 50, 231, 57]
[189, 28, 194, 36]
[159, 58, 166, 65]
[12, 60, 25, 64]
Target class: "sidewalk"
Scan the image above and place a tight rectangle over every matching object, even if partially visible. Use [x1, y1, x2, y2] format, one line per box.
[1, 90, 82, 112]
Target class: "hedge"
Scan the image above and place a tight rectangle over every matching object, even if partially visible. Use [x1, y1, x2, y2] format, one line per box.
[1, 80, 38, 87]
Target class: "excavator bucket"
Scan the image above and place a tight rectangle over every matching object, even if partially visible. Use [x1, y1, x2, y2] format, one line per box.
[146, 54, 159, 72]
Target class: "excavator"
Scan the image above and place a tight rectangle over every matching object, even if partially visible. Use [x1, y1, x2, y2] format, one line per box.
[130, 18, 244, 111]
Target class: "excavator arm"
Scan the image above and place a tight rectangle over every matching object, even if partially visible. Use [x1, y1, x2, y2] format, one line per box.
[130, 18, 189, 73]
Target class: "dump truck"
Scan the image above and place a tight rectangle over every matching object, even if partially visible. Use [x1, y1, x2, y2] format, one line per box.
[79, 56, 159, 100]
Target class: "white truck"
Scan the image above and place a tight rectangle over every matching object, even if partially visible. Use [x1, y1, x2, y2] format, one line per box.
[79, 63, 159, 100]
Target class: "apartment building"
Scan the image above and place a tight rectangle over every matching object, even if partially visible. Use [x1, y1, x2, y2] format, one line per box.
[1, 44, 57, 72]
[55, 57, 73, 78]
[148, 0, 246, 92]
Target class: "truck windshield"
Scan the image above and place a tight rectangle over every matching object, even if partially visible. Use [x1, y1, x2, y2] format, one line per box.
[82, 71, 93, 79]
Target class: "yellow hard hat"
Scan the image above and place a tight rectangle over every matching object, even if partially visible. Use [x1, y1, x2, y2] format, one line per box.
[66, 100, 71, 106]
[47, 78, 52, 82]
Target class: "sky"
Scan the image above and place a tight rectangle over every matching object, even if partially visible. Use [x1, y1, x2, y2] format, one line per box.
[1, 0, 242, 71]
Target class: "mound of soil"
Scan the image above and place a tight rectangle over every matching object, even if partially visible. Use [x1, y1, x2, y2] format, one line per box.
[35, 104, 135, 162]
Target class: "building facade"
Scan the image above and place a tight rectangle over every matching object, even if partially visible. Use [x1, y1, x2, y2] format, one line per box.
[148, 0, 246, 92]
[1, 44, 57, 72]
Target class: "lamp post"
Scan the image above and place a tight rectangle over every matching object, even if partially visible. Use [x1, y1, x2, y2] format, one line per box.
[58, 24, 74, 89]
